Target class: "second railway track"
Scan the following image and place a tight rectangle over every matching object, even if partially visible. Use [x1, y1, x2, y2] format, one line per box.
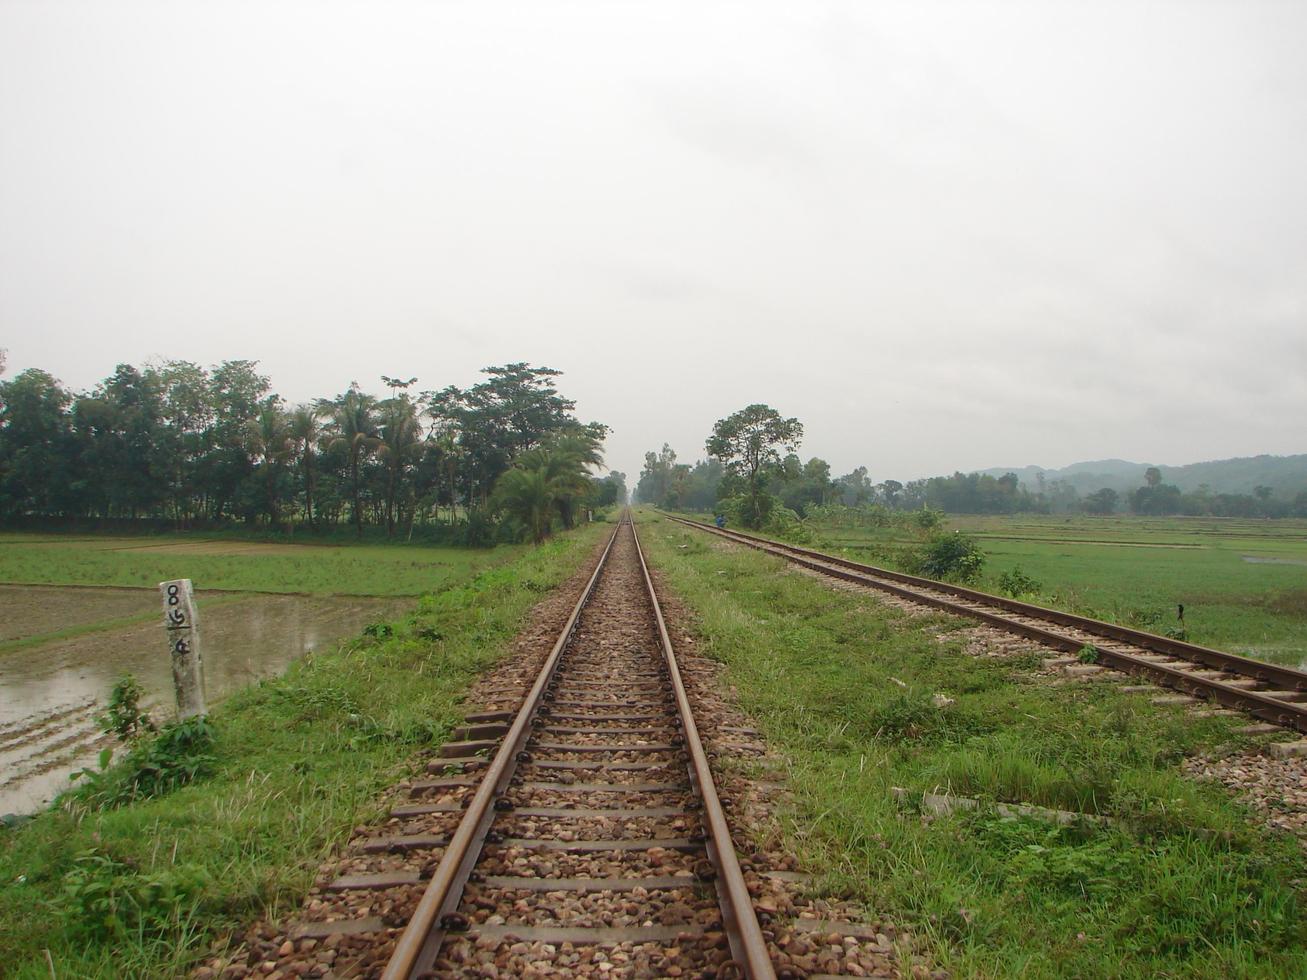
[666, 514, 1307, 737]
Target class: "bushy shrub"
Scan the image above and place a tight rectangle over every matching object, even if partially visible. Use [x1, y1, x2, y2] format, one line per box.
[763, 506, 817, 545]
[913, 532, 985, 582]
[998, 565, 1042, 597]
[71, 717, 216, 807]
[60, 847, 202, 941]
[98, 675, 156, 741]
[913, 507, 944, 531]
[720, 492, 782, 530]
[462, 508, 497, 547]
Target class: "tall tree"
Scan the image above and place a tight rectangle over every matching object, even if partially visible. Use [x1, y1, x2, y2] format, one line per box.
[206, 360, 272, 520]
[1084, 487, 1119, 515]
[326, 384, 380, 538]
[155, 360, 216, 526]
[0, 369, 76, 517]
[288, 404, 326, 527]
[706, 404, 803, 527]
[635, 444, 678, 506]
[244, 401, 293, 526]
[431, 363, 589, 505]
[377, 379, 423, 537]
[95, 364, 166, 518]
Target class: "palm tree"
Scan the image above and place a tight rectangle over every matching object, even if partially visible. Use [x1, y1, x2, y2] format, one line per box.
[493, 459, 559, 544]
[432, 425, 465, 525]
[244, 403, 293, 526]
[492, 429, 606, 542]
[542, 430, 605, 528]
[378, 394, 421, 537]
[288, 403, 326, 527]
[326, 385, 380, 538]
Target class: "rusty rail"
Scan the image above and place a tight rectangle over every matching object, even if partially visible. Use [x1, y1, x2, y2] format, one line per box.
[631, 515, 776, 978]
[383, 513, 776, 978]
[381, 520, 622, 979]
[666, 514, 1307, 734]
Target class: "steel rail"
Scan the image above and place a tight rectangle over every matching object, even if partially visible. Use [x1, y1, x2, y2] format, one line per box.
[667, 516, 1307, 689]
[667, 514, 1307, 734]
[381, 520, 622, 980]
[630, 516, 777, 980]
[384, 513, 776, 978]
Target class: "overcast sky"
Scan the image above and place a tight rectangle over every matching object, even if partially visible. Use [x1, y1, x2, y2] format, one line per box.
[2, 1, 1304, 483]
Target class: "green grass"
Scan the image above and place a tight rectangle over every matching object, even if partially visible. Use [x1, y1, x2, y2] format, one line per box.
[764, 513, 1307, 670]
[0, 524, 606, 978]
[0, 531, 524, 596]
[639, 510, 1307, 978]
[953, 516, 1307, 668]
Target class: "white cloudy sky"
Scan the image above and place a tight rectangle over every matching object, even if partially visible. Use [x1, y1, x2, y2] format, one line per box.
[2, 0, 1304, 482]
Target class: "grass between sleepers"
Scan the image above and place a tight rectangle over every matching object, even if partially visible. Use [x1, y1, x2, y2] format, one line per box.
[639, 510, 1307, 978]
[0, 523, 606, 978]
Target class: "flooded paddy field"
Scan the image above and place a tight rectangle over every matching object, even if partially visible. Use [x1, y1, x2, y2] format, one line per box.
[0, 583, 156, 644]
[0, 585, 408, 815]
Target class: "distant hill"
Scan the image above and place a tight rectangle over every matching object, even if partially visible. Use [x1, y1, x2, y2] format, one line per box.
[977, 454, 1307, 498]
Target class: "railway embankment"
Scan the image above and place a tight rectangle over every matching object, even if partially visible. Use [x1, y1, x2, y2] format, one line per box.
[644, 511, 1307, 978]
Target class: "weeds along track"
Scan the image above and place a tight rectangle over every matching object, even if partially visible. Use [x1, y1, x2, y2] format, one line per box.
[257, 517, 780, 979]
[667, 516, 1307, 736]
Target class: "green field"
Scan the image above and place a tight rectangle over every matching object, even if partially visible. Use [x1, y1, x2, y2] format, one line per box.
[801, 514, 1307, 670]
[0, 531, 523, 597]
[0, 524, 607, 977]
[640, 510, 1307, 978]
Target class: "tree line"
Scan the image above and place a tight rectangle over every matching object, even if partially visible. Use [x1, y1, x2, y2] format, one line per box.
[635, 403, 1307, 523]
[0, 355, 626, 542]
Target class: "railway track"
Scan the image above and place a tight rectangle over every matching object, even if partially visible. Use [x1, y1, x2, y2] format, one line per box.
[221, 515, 915, 979]
[666, 515, 1307, 737]
[245, 515, 807, 979]
[377, 515, 774, 979]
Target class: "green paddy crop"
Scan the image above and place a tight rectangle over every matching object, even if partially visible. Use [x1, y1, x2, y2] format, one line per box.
[0, 531, 521, 597]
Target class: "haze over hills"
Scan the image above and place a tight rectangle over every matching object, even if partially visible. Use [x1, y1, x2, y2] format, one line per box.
[977, 454, 1307, 499]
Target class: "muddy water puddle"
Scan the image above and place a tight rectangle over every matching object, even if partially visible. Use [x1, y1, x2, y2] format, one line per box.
[0, 588, 408, 815]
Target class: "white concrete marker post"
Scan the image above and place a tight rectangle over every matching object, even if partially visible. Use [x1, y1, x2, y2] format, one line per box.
[160, 578, 207, 719]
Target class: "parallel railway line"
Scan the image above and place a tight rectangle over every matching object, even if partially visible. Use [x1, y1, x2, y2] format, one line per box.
[666, 515, 1307, 736]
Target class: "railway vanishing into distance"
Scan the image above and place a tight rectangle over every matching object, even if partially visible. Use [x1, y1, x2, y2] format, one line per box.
[243, 515, 899, 980]
[209, 510, 1307, 979]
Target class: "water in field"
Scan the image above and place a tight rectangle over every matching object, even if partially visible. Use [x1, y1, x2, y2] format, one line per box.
[0, 586, 408, 815]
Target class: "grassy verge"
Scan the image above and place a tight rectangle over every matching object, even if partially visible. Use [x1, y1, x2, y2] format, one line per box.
[671, 509, 1307, 669]
[0, 532, 523, 596]
[639, 510, 1307, 978]
[796, 513, 1307, 668]
[0, 524, 605, 978]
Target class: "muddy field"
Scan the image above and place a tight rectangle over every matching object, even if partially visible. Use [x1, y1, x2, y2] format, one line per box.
[0, 586, 409, 815]
[0, 583, 156, 644]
